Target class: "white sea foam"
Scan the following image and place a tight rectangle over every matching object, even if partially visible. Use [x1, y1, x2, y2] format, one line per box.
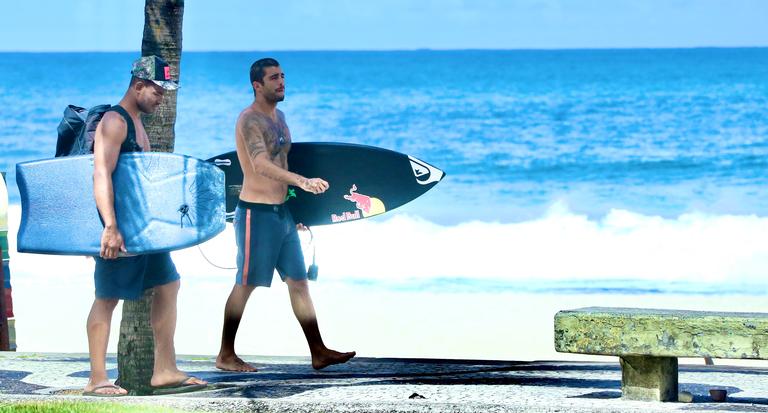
[7, 202, 768, 288]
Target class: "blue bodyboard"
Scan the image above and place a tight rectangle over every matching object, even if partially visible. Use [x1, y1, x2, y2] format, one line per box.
[16, 153, 225, 256]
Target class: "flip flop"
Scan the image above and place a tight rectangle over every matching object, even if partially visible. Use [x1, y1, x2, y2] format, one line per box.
[151, 376, 207, 396]
[82, 384, 127, 397]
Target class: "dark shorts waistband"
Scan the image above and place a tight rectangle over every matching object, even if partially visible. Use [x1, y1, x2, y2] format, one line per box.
[237, 200, 287, 213]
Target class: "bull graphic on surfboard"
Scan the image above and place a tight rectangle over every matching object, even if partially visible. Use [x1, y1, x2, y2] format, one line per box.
[332, 185, 386, 223]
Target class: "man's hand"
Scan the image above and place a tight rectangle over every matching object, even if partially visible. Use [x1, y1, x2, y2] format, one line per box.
[299, 177, 329, 195]
[296, 223, 309, 232]
[100, 226, 127, 259]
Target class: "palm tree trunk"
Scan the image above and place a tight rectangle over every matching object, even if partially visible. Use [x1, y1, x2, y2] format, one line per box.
[141, 0, 184, 153]
[117, 0, 184, 395]
[116, 290, 155, 395]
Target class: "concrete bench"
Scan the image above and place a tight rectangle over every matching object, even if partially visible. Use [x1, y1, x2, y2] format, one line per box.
[554, 307, 768, 401]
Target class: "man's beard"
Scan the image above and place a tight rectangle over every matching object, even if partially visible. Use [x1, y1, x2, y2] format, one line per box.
[265, 91, 285, 103]
[138, 100, 159, 114]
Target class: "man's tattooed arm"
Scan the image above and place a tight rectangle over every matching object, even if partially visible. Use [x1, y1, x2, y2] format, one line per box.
[241, 113, 308, 187]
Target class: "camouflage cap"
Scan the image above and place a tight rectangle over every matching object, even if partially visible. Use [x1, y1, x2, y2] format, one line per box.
[131, 55, 179, 90]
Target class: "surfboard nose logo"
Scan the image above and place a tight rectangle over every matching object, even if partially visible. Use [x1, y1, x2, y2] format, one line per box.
[409, 156, 444, 185]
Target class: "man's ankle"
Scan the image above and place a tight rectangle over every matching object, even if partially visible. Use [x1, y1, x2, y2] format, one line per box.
[217, 348, 236, 359]
[88, 376, 109, 385]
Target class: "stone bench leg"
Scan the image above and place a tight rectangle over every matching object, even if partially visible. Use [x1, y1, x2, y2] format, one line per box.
[620, 355, 678, 401]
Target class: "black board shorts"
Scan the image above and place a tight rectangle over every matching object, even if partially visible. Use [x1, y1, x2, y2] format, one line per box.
[94, 252, 180, 300]
[234, 200, 307, 287]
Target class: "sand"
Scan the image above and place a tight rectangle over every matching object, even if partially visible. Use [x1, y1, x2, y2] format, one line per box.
[11, 267, 768, 369]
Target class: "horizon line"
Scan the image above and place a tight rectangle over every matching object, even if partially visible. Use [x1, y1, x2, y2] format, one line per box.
[1, 45, 767, 53]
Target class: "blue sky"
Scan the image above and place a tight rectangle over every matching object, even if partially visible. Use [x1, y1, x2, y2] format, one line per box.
[1, 0, 767, 51]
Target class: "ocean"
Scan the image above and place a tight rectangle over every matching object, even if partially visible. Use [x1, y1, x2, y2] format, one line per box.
[2, 49, 768, 295]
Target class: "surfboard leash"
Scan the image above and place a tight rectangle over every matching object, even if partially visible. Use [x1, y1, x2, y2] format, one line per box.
[195, 226, 319, 278]
[196, 245, 237, 270]
[307, 226, 318, 281]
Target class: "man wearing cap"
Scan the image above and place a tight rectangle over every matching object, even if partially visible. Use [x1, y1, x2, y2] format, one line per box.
[85, 55, 206, 396]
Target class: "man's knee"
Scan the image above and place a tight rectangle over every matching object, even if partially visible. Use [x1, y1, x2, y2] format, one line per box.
[154, 279, 181, 297]
[285, 278, 309, 294]
[230, 283, 256, 300]
[89, 298, 119, 326]
[95, 298, 120, 311]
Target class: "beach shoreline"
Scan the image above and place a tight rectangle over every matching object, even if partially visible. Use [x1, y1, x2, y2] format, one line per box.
[11, 269, 768, 369]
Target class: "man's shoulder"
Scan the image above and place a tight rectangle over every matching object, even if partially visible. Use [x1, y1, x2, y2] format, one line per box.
[238, 109, 268, 130]
[97, 110, 128, 140]
[100, 110, 128, 127]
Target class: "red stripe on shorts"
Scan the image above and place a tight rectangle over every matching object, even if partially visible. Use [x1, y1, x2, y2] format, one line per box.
[242, 209, 251, 285]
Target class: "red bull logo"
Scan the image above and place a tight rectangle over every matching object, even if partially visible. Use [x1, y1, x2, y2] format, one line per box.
[331, 184, 386, 223]
[343, 184, 372, 213]
[331, 210, 361, 223]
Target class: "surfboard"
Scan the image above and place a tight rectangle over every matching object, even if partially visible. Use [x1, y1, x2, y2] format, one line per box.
[16, 153, 226, 256]
[208, 142, 445, 226]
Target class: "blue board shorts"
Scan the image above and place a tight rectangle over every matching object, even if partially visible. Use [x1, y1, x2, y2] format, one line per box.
[94, 252, 180, 300]
[234, 200, 307, 287]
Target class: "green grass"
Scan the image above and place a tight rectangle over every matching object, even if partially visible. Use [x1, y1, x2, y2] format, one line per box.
[14, 354, 45, 359]
[186, 356, 213, 362]
[0, 401, 201, 413]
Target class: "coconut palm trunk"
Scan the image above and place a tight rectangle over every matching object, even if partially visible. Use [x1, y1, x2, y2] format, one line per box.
[117, 0, 184, 395]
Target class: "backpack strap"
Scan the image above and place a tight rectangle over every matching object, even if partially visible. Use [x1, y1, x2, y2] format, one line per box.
[106, 105, 143, 153]
[106, 105, 135, 140]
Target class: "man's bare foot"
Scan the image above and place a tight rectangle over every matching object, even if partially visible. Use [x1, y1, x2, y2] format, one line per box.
[216, 354, 258, 372]
[312, 349, 356, 370]
[150, 371, 207, 388]
[83, 380, 128, 396]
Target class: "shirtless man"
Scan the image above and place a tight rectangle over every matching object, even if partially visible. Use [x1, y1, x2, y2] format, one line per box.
[216, 58, 355, 372]
[85, 55, 206, 396]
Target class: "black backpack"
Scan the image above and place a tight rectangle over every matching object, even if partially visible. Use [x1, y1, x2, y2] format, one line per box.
[55, 104, 111, 157]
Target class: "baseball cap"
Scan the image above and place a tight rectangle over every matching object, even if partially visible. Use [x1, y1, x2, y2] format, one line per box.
[131, 55, 180, 90]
